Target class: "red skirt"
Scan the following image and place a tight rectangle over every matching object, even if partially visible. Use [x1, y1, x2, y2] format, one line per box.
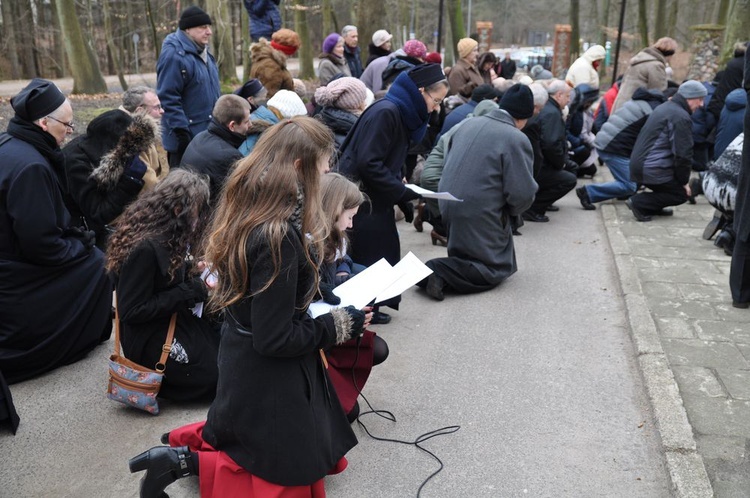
[169, 421, 348, 498]
[325, 330, 376, 413]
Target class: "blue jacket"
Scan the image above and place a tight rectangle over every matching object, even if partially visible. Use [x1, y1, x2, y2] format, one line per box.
[594, 88, 665, 157]
[239, 106, 279, 156]
[243, 0, 281, 41]
[715, 88, 746, 159]
[156, 30, 221, 152]
[691, 81, 716, 144]
[437, 101, 477, 141]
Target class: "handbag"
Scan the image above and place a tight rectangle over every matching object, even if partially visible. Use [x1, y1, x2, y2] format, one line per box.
[106, 299, 177, 415]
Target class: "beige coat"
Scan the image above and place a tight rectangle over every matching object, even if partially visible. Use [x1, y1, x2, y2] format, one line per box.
[448, 58, 485, 98]
[611, 47, 668, 113]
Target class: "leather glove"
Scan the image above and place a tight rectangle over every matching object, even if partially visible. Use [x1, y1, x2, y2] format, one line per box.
[398, 200, 414, 223]
[123, 155, 148, 181]
[319, 282, 341, 305]
[343, 305, 365, 341]
[174, 128, 192, 157]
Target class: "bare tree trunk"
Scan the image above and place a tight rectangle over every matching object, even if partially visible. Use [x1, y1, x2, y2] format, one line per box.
[56, 0, 107, 93]
[357, 0, 387, 66]
[2, 0, 22, 79]
[570, 0, 580, 61]
[16, 0, 38, 77]
[145, 0, 162, 60]
[207, 0, 238, 83]
[654, 0, 667, 39]
[600, 0, 612, 46]
[638, 0, 649, 47]
[667, 0, 679, 38]
[717, 0, 732, 25]
[102, 0, 128, 90]
[241, 0, 251, 81]
[322, 0, 334, 35]
[293, 0, 315, 79]
[447, 0, 465, 63]
[50, 0, 67, 77]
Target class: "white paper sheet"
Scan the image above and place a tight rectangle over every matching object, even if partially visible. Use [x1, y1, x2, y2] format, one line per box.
[375, 251, 433, 303]
[405, 183, 463, 202]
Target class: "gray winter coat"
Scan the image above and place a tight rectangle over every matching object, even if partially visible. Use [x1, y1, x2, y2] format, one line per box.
[594, 88, 665, 157]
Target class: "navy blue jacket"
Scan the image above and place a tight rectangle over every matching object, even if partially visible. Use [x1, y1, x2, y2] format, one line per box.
[156, 30, 221, 152]
[244, 0, 281, 41]
[715, 88, 747, 159]
[344, 44, 363, 78]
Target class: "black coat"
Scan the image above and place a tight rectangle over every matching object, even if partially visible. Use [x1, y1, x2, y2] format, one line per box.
[0, 129, 112, 384]
[181, 120, 244, 206]
[202, 225, 357, 485]
[708, 53, 745, 123]
[733, 49, 750, 242]
[315, 106, 358, 152]
[115, 239, 218, 401]
[529, 99, 568, 171]
[366, 43, 391, 67]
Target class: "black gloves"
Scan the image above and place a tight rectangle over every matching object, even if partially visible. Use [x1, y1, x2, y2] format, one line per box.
[174, 128, 192, 157]
[398, 200, 414, 223]
[123, 155, 148, 181]
[319, 282, 341, 305]
[63, 226, 96, 250]
[343, 305, 365, 340]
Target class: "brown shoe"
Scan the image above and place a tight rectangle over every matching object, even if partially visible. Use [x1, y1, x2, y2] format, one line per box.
[431, 230, 448, 246]
[414, 202, 425, 232]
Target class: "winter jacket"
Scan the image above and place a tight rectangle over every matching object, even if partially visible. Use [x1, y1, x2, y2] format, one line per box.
[499, 58, 516, 79]
[343, 44, 363, 78]
[528, 98, 568, 171]
[704, 133, 743, 213]
[565, 45, 605, 89]
[437, 100, 477, 141]
[361, 50, 400, 92]
[715, 88, 747, 159]
[448, 58, 485, 98]
[732, 49, 750, 243]
[630, 93, 694, 185]
[180, 120, 245, 205]
[594, 87, 666, 157]
[239, 106, 278, 156]
[249, 39, 294, 98]
[315, 106, 358, 151]
[156, 30, 221, 153]
[381, 55, 423, 89]
[612, 47, 668, 113]
[691, 82, 716, 144]
[318, 53, 351, 86]
[243, 0, 281, 41]
[366, 43, 391, 66]
[707, 52, 745, 123]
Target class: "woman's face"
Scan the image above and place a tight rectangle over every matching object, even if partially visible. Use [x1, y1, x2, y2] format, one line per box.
[333, 39, 345, 58]
[465, 47, 479, 64]
[336, 206, 359, 232]
[317, 154, 332, 175]
[483, 61, 494, 71]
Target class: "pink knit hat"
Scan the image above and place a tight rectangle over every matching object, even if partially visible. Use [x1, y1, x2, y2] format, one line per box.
[403, 39, 427, 59]
[314, 77, 367, 112]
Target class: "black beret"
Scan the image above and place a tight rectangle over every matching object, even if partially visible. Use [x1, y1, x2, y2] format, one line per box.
[11, 78, 66, 122]
[407, 63, 446, 88]
[234, 79, 265, 99]
[179, 6, 212, 30]
[499, 84, 534, 120]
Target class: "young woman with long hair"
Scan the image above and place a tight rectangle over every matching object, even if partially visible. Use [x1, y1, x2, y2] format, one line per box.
[128, 117, 366, 498]
[106, 168, 218, 402]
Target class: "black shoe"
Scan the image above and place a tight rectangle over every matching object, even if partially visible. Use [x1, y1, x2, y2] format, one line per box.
[579, 164, 597, 178]
[546, 204, 560, 212]
[654, 208, 673, 216]
[576, 186, 596, 210]
[512, 229, 522, 236]
[370, 311, 391, 325]
[625, 199, 652, 222]
[616, 195, 632, 201]
[346, 400, 361, 424]
[702, 212, 726, 240]
[129, 446, 196, 498]
[522, 210, 550, 223]
[732, 301, 750, 309]
[689, 177, 704, 197]
[160, 433, 170, 445]
[426, 274, 445, 301]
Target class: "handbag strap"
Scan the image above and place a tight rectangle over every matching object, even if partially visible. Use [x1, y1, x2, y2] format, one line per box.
[113, 293, 178, 373]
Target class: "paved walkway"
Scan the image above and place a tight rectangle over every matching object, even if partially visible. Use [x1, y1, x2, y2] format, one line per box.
[598, 170, 750, 497]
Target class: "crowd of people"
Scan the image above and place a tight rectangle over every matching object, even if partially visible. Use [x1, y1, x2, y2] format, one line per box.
[1, 3, 749, 496]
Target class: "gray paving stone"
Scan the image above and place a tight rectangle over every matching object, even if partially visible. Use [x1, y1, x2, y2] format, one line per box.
[650, 299, 720, 320]
[663, 338, 749, 368]
[666, 227, 707, 239]
[664, 451, 715, 498]
[633, 256, 665, 269]
[660, 259, 728, 274]
[695, 320, 750, 343]
[639, 268, 720, 285]
[631, 244, 685, 259]
[695, 435, 747, 461]
[643, 281, 681, 299]
[678, 283, 731, 303]
[672, 366, 726, 399]
[737, 344, 750, 362]
[681, 394, 750, 438]
[656, 317, 696, 339]
[713, 304, 750, 322]
[716, 370, 750, 400]
[714, 261, 732, 275]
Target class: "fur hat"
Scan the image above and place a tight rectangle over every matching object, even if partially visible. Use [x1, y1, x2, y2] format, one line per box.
[11, 78, 66, 122]
[271, 29, 301, 56]
[499, 84, 534, 119]
[457, 38, 478, 59]
[314, 77, 367, 112]
[267, 89, 308, 118]
[372, 30, 393, 48]
[678, 80, 708, 99]
[179, 6, 211, 30]
[403, 40, 427, 59]
[322, 33, 341, 54]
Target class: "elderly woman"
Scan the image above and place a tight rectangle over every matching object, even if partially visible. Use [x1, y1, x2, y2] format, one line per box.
[314, 77, 368, 150]
[318, 33, 351, 86]
[448, 38, 483, 100]
[612, 37, 677, 113]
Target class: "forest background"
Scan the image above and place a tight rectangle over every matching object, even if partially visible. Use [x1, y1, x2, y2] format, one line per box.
[0, 0, 747, 94]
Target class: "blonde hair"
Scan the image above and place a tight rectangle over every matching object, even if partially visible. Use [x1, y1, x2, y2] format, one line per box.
[205, 116, 336, 310]
[320, 173, 365, 262]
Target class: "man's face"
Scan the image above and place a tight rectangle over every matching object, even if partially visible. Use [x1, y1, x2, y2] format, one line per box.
[230, 110, 251, 136]
[138, 92, 164, 120]
[185, 25, 212, 45]
[687, 97, 704, 113]
[554, 88, 571, 108]
[344, 30, 358, 48]
[42, 101, 74, 146]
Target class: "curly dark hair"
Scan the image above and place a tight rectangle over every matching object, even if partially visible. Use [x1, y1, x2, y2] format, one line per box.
[105, 169, 211, 279]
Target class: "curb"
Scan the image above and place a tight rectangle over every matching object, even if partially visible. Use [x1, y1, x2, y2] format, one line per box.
[600, 201, 714, 497]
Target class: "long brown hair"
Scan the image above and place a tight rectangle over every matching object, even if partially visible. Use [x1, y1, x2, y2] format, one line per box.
[205, 116, 336, 311]
[105, 169, 210, 279]
[320, 172, 364, 262]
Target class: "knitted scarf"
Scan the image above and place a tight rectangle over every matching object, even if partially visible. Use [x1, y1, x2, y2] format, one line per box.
[6, 116, 66, 177]
[384, 71, 430, 143]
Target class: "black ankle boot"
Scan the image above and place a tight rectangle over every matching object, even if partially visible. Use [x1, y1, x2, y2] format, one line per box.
[129, 446, 197, 498]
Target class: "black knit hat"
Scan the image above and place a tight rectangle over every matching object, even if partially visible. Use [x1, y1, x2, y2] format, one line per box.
[179, 6, 212, 30]
[11, 78, 66, 122]
[499, 84, 534, 119]
[471, 84, 500, 102]
[234, 79, 265, 99]
[407, 63, 446, 88]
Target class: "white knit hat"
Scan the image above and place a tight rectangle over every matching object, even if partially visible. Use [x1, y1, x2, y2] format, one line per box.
[372, 29, 393, 47]
[267, 89, 308, 118]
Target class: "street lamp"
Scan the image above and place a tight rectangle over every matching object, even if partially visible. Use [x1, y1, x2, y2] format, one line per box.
[612, 0, 627, 84]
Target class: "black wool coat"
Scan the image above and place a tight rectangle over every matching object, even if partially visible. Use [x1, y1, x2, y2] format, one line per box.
[202, 225, 357, 486]
[733, 49, 750, 242]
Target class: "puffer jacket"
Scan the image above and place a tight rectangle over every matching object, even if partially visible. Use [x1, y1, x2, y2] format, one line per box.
[612, 47, 668, 113]
[630, 93, 694, 185]
[715, 88, 747, 159]
[315, 106, 358, 151]
[249, 39, 294, 98]
[565, 45, 605, 88]
[594, 87, 666, 157]
[243, 0, 281, 41]
[156, 30, 220, 153]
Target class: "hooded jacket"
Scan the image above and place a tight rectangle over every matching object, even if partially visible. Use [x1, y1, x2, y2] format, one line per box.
[249, 39, 295, 98]
[565, 45, 605, 88]
[239, 106, 278, 156]
[612, 47, 668, 113]
[594, 87, 666, 157]
[715, 88, 747, 159]
[156, 30, 221, 153]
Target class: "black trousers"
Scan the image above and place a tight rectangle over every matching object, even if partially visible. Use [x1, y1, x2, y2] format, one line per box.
[730, 236, 750, 304]
[629, 179, 688, 214]
[530, 167, 577, 213]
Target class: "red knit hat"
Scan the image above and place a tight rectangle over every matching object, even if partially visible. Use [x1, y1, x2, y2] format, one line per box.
[424, 52, 442, 64]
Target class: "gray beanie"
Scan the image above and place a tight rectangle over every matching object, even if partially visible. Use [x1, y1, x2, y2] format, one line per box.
[677, 80, 707, 99]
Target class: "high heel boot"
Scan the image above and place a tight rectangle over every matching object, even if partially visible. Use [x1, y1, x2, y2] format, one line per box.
[414, 202, 425, 232]
[430, 230, 448, 247]
[129, 446, 197, 498]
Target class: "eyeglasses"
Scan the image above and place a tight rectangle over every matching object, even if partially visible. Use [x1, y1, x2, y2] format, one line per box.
[424, 90, 443, 106]
[46, 115, 75, 131]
